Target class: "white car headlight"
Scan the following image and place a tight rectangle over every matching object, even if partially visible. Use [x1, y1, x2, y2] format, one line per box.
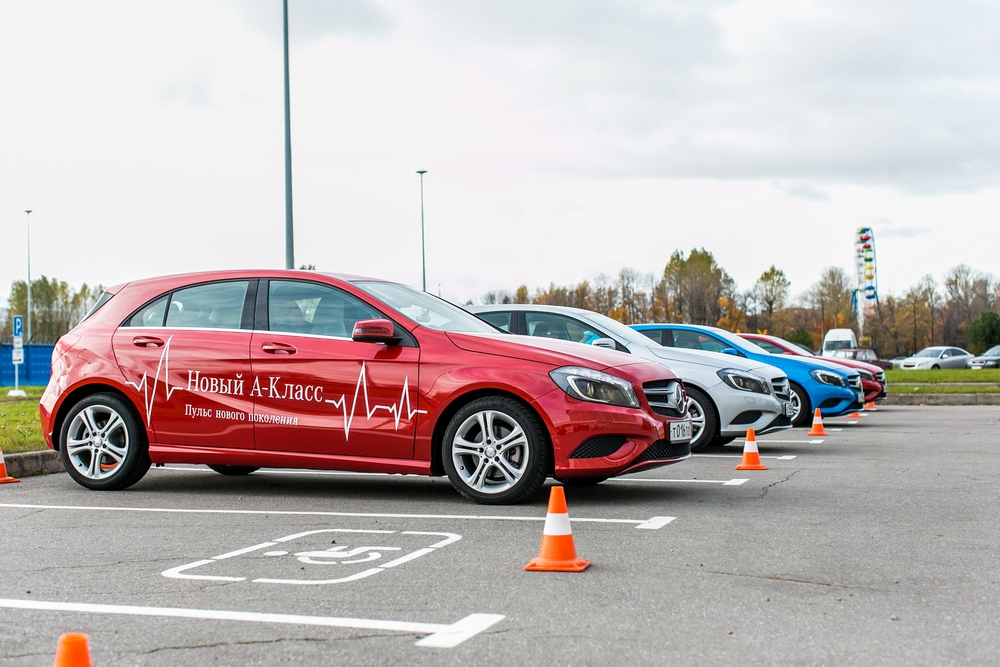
[549, 367, 640, 408]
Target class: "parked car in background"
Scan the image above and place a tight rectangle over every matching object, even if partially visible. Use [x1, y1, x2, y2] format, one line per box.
[468, 304, 794, 452]
[968, 345, 1000, 369]
[740, 334, 887, 405]
[822, 328, 858, 357]
[631, 324, 864, 427]
[39, 270, 693, 504]
[898, 346, 974, 370]
[831, 348, 894, 371]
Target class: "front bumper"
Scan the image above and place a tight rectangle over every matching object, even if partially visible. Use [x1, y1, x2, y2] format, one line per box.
[717, 392, 794, 438]
[533, 389, 692, 479]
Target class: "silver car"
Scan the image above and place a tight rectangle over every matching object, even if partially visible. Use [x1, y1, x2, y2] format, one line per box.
[898, 346, 974, 370]
[969, 345, 1000, 369]
[467, 304, 794, 452]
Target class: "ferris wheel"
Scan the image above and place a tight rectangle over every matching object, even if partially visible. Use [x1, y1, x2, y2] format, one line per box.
[853, 227, 878, 335]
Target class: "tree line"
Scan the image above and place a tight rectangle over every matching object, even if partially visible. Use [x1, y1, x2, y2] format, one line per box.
[479, 249, 1000, 357]
[2, 277, 102, 344]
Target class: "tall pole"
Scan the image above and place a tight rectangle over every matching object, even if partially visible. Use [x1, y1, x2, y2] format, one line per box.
[283, 0, 295, 269]
[417, 170, 427, 291]
[24, 210, 32, 343]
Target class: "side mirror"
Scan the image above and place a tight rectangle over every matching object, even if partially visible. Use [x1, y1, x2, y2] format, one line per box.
[591, 338, 616, 349]
[352, 319, 399, 344]
[721, 347, 739, 356]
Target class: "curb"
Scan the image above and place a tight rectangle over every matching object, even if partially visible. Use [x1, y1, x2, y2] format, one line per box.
[884, 394, 1000, 406]
[4, 450, 63, 478]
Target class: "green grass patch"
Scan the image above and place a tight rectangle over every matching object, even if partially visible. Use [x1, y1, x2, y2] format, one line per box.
[0, 387, 49, 454]
[891, 384, 1000, 394]
[885, 368, 1000, 384]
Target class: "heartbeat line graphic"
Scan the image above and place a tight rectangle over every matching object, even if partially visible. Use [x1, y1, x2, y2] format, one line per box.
[127, 335, 182, 424]
[325, 362, 427, 441]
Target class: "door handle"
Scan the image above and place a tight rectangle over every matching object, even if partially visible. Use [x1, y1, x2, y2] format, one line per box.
[262, 342, 297, 355]
[133, 336, 164, 348]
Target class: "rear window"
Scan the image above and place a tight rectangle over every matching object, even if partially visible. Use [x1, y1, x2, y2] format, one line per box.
[80, 292, 114, 323]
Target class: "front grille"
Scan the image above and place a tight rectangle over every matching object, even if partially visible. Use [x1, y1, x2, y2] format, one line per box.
[731, 410, 762, 425]
[642, 380, 686, 418]
[634, 438, 691, 463]
[569, 436, 627, 459]
[771, 378, 790, 401]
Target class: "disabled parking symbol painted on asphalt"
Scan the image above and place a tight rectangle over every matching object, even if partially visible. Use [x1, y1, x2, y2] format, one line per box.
[162, 529, 461, 585]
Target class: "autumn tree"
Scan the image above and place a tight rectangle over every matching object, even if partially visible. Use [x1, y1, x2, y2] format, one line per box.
[754, 265, 791, 334]
[5, 277, 102, 343]
[663, 249, 733, 325]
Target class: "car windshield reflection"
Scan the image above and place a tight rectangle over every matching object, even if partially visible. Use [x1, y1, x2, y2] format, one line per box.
[354, 281, 498, 334]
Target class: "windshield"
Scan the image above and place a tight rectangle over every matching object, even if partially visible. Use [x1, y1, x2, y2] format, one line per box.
[787, 341, 815, 356]
[983, 346, 1000, 357]
[824, 340, 853, 351]
[353, 281, 498, 333]
[702, 327, 772, 355]
[585, 311, 668, 347]
[915, 348, 943, 358]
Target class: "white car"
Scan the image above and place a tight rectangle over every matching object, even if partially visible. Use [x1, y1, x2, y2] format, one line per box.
[898, 346, 974, 369]
[467, 304, 794, 452]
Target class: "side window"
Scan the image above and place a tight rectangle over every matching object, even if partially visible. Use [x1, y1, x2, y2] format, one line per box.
[673, 330, 728, 353]
[754, 340, 786, 355]
[129, 295, 169, 327]
[478, 311, 512, 332]
[166, 281, 250, 330]
[941, 350, 951, 358]
[637, 329, 662, 344]
[524, 313, 606, 344]
[268, 280, 380, 337]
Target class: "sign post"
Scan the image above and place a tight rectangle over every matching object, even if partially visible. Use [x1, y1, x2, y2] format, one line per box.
[8, 315, 26, 397]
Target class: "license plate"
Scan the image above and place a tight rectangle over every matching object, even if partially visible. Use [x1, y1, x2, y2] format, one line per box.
[857, 392, 865, 404]
[783, 402, 795, 417]
[670, 420, 692, 443]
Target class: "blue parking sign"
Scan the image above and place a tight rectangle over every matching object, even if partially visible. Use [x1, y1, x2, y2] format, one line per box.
[12, 315, 22, 337]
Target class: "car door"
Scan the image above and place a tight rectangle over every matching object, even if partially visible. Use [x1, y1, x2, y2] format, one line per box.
[112, 279, 256, 449]
[249, 279, 421, 459]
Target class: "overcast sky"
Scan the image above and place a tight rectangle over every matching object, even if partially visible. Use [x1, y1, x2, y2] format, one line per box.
[2, 0, 998, 311]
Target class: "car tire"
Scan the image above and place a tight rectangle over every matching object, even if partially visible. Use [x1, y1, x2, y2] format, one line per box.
[931, 364, 940, 369]
[556, 476, 608, 487]
[788, 381, 812, 428]
[442, 396, 550, 505]
[208, 465, 260, 476]
[685, 387, 718, 453]
[59, 392, 151, 491]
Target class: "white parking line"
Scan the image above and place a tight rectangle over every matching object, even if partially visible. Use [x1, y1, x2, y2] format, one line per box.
[0, 598, 501, 648]
[695, 454, 797, 460]
[734, 439, 824, 444]
[0, 503, 671, 530]
[608, 477, 749, 485]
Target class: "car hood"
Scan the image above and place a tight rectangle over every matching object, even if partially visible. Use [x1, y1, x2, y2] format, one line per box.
[645, 345, 785, 379]
[445, 331, 650, 373]
[755, 352, 860, 377]
[971, 355, 1000, 361]
[812, 356, 883, 375]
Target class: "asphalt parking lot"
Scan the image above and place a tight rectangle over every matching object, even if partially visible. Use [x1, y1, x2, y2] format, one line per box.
[2, 405, 999, 666]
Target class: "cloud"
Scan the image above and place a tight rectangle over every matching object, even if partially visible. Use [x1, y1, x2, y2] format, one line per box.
[410, 0, 1000, 193]
[776, 182, 829, 201]
[225, 0, 394, 42]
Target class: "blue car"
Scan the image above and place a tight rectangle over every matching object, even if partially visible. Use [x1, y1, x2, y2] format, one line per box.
[631, 324, 864, 427]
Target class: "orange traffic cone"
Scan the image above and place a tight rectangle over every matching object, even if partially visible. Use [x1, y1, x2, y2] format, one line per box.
[53, 633, 92, 667]
[864, 401, 878, 411]
[0, 446, 20, 484]
[807, 408, 828, 437]
[846, 411, 863, 418]
[525, 486, 591, 572]
[735, 428, 767, 471]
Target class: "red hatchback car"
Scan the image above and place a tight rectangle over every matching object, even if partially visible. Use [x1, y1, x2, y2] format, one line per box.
[40, 270, 692, 504]
[739, 334, 887, 404]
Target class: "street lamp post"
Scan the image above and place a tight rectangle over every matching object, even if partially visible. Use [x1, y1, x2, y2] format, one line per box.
[416, 170, 427, 291]
[24, 210, 32, 343]
[283, 0, 294, 269]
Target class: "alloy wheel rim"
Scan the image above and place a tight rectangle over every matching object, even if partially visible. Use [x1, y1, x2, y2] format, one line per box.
[66, 405, 129, 480]
[687, 398, 706, 445]
[789, 390, 802, 422]
[451, 410, 529, 494]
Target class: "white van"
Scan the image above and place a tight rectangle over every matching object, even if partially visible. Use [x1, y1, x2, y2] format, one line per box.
[822, 328, 858, 357]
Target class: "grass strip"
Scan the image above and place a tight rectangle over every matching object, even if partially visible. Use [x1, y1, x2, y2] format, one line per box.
[0, 388, 47, 454]
[884, 369, 1000, 383]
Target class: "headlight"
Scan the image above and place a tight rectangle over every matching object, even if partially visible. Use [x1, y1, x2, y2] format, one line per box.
[810, 369, 847, 387]
[857, 370, 874, 381]
[549, 366, 640, 408]
[716, 368, 769, 394]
